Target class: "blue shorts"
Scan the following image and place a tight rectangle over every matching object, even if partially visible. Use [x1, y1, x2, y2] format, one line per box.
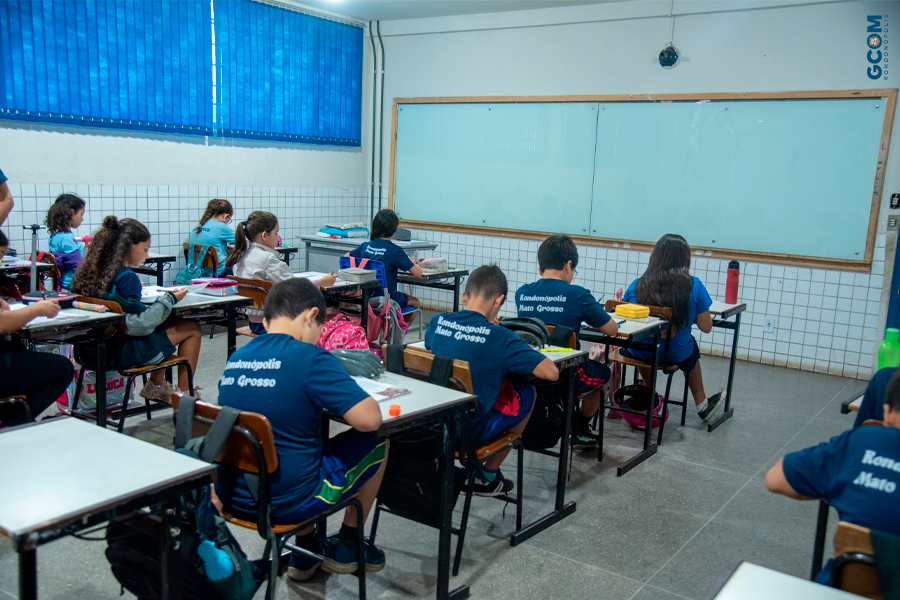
[480, 384, 536, 442]
[575, 360, 611, 395]
[390, 290, 409, 308]
[272, 430, 386, 524]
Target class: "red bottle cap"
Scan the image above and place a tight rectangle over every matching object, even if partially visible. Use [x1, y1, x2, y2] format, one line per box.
[389, 404, 401, 416]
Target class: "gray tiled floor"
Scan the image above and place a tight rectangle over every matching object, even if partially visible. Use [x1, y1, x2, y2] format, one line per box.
[0, 314, 859, 599]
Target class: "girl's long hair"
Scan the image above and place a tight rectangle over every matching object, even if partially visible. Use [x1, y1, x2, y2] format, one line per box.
[45, 193, 85, 234]
[634, 233, 693, 329]
[226, 211, 278, 268]
[70, 216, 150, 295]
[196, 199, 233, 235]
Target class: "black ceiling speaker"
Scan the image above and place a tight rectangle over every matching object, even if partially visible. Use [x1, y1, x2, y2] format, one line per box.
[659, 44, 679, 68]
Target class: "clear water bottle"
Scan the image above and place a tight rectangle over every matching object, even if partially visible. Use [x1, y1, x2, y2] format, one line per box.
[878, 328, 900, 370]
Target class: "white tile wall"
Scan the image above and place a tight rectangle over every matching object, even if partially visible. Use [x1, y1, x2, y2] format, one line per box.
[402, 228, 891, 380]
[3, 183, 370, 283]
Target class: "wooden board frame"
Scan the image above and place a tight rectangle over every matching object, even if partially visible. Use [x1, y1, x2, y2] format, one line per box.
[387, 89, 897, 272]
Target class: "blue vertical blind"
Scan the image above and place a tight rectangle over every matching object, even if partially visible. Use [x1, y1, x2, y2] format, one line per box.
[213, 0, 363, 146]
[0, 0, 214, 134]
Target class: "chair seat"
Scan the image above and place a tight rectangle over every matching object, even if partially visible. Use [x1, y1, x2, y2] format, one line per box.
[607, 348, 680, 373]
[221, 492, 362, 535]
[121, 355, 189, 375]
[236, 326, 258, 337]
[400, 306, 419, 314]
[455, 430, 521, 461]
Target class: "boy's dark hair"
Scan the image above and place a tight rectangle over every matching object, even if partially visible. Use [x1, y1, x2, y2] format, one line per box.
[538, 235, 579, 272]
[465, 264, 507, 301]
[371, 209, 400, 239]
[885, 369, 900, 413]
[0, 229, 7, 248]
[264, 278, 327, 325]
[45, 193, 86, 234]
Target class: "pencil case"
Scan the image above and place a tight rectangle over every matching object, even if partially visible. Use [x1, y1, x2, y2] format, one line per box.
[615, 303, 650, 319]
[338, 268, 377, 283]
[191, 278, 238, 296]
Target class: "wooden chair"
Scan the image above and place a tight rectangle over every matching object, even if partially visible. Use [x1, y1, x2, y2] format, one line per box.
[227, 276, 273, 337]
[70, 295, 194, 433]
[39, 253, 61, 291]
[604, 299, 686, 444]
[832, 522, 881, 599]
[0, 395, 30, 423]
[186, 244, 222, 338]
[171, 396, 367, 600]
[378, 345, 524, 577]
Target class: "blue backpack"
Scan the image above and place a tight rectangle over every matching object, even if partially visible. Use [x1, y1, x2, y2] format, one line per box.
[175, 244, 216, 285]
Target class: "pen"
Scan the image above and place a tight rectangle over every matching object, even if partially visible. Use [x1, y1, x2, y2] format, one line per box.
[540, 348, 573, 353]
[617, 320, 626, 325]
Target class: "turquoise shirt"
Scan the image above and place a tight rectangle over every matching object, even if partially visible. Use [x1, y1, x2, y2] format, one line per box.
[187, 219, 234, 276]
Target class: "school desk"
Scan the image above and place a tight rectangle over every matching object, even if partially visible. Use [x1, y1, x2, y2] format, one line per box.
[0, 417, 216, 600]
[297, 234, 437, 273]
[10, 306, 124, 428]
[294, 271, 381, 330]
[407, 341, 587, 545]
[327, 371, 476, 600]
[141, 292, 251, 357]
[275, 245, 298, 266]
[0, 260, 53, 277]
[131, 252, 176, 286]
[840, 391, 864, 414]
[397, 268, 469, 312]
[706, 301, 747, 432]
[580, 314, 669, 476]
[702, 560, 858, 600]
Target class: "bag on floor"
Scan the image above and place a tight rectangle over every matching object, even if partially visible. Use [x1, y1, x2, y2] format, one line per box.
[615, 384, 669, 430]
[521, 389, 566, 450]
[58, 363, 130, 412]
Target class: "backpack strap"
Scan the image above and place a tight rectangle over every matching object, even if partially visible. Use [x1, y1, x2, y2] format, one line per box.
[384, 344, 405, 374]
[198, 406, 241, 463]
[548, 325, 575, 349]
[427, 354, 455, 387]
[174, 395, 199, 449]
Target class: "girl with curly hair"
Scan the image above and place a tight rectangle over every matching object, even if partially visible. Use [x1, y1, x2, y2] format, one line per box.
[71, 216, 202, 401]
[45, 193, 87, 289]
[185, 198, 234, 276]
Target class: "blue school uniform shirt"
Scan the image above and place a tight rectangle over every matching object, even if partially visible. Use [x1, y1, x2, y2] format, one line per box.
[424, 310, 545, 438]
[623, 276, 712, 364]
[0, 167, 6, 183]
[516, 278, 610, 341]
[48, 231, 85, 288]
[783, 426, 900, 536]
[349, 238, 414, 296]
[215, 334, 370, 517]
[187, 219, 234, 276]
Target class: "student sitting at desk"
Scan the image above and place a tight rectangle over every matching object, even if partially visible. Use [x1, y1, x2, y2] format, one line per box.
[516, 234, 617, 449]
[71, 217, 202, 402]
[425, 264, 559, 495]
[226, 211, 336, 335]
[622, 233, 725, 422]
[346, 209, 424, 324]
[215, 278, 388, 582]
[185, 198, 234, 277]
[45, 193, 87, 289]
[0, 297, 72, 427]
[765, 367, 900, 586]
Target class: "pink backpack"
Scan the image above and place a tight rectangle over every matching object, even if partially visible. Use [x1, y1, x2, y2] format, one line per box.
[317, 314, 369, 351]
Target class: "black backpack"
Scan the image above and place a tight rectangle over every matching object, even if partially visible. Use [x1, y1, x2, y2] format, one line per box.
[521, 389, 566, 450]
[105, 399, 264, 600]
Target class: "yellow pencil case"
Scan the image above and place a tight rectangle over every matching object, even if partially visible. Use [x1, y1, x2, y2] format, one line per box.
[615, 303, 650, 319]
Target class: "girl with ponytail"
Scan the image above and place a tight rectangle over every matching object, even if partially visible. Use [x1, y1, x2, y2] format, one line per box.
[185, 199, 234, 276]
[72, 216, 203, 401]
[226, 211, 335, 334]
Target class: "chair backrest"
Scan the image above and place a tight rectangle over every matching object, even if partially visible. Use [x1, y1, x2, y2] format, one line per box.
[75, 294, 126, 335]
[604, 299, 676, 340]
[170, 395, 278, 475]
[227, 276, 272, 311]
[40, 253, 61, 289]
[546, 324, 577, 349]
[394, 345, 474, 394]
[191, 244, 219, 269]
[340, 256, 388, 290]
[833, 521, 881, 599]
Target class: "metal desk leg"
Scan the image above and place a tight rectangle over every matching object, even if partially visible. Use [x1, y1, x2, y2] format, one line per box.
[18, 547, 37, 600]
[616, 333, 660, 476]
[303, 242, 310, 272]
[360, 288, 371, 330]
[708, 312, 740, 432]
[438, 415, 469, 600]
[95, 325, 108, 428]
[155, 261, 164, 286]
[452, 275, 461, 313]
[161, 502, 183, 600]
[510, 365, 578, 545]
[810, 500, 829, 580]
[227, 305, 238, 358]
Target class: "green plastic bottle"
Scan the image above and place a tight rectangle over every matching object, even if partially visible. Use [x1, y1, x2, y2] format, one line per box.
[878, 328, 900, 370]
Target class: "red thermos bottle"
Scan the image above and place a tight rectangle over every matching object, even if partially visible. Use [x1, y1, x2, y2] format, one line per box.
[725, 260, 740, 303]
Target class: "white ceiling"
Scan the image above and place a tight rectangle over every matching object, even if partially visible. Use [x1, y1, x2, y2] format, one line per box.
[291, 0, 621, 22]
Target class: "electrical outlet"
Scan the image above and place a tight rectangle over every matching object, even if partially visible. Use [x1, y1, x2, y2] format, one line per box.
[763, 317, 777, 333]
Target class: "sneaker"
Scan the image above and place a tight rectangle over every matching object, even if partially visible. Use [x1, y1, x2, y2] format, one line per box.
[461, 470, 514, 497]
[139, 380, 178, 402]
[321, 535, 385, 574]
[570, 429, 599, 450]
[286, 539, 323, 582]
[698, 390, 727, 423]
